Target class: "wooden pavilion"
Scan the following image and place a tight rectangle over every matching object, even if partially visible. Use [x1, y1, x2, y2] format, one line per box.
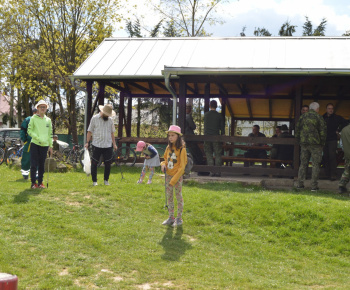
[72, 37, 350, 177]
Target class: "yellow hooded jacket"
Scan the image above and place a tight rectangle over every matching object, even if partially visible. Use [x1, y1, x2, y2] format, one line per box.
[161, 145, 187, 186]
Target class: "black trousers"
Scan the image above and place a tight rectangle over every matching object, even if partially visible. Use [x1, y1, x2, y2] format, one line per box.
[323, 140, 338, 178]
[91, 146, 113, 182]
[30, 143, 48, 184]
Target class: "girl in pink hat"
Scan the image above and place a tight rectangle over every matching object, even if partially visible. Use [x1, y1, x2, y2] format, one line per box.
[160, 125, 187, 227]
[135, 141, 160, 184]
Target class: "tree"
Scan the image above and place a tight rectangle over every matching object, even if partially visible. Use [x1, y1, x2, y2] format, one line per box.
[254, 27, 272, 37]
[279, 21, 297, 36]
[302, 16, 327, 36]
[0, 0, 122, 142]
[147, 0, 229, 37]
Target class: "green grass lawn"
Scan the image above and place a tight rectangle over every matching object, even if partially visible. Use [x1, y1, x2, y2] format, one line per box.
[0, 164, 350, 289]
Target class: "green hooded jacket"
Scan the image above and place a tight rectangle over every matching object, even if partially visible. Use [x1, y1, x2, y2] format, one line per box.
[295, 109, 327, 146]
[28, 114, 53, 147]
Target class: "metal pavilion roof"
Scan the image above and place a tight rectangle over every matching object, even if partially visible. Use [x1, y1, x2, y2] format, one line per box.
[73, 37, 350, 121]
[73, 37, 350, 79]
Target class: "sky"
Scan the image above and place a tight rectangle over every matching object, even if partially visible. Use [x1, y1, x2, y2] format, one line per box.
[114, 0, 350, 37]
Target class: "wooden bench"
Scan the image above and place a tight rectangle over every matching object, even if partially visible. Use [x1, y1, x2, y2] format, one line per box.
[204, 156, 293, 168]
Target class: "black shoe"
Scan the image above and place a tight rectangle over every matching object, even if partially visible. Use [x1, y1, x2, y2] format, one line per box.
[338, 187, 347, 194]
[296, 185, 304, 190]
[311, 187, 319, 192]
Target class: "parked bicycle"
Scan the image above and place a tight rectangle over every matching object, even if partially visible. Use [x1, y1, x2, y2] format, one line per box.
[6, 139, 24, 166]
[63, 142, 83, 164]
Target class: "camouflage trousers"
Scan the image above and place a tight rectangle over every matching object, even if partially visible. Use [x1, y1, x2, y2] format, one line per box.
[204, 141, 222, 166]
[339, 158, 350, 188]
[297, 144, 323, 188]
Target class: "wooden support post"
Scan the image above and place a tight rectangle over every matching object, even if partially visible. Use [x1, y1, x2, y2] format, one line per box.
[178, 78, 187, 132]
[97, 82, 105, 106]
[86, 81, 93, 133]
[126, 95, 132, 137]
[293, 85, 302, 175]
[118, 92, 125, 138]
[204, 83, 210, 112]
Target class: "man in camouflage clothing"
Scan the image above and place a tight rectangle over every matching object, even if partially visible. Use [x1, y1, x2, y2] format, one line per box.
[295, 102, 327, 191]
[339, 120, 350, 195]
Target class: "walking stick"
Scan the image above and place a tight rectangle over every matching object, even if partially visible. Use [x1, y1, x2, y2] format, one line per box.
[47, 151, 50, 188]
[164, 169, 168, 210]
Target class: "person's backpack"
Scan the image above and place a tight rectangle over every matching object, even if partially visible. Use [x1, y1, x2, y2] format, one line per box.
[180, 148, 194, 175]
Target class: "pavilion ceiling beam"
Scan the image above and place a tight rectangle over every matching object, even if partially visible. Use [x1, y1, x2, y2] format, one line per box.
[246, 98, 253, 119]
[216, 83, 228, 95]
[153, 81, 168, 91]
[103, 81, 128, 93]
[265, 85, 273, 119]
[216, 83, 234, 117]
[186, 84, 196, 94]
[148, 82, 155, 94]
[128, 82, 153, 94]
[194, 83, 199, 95]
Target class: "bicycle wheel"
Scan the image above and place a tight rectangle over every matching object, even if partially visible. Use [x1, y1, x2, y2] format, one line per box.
[66, 151, 78, 164]
[62, 148, 72, 162]
[114, 146, 136, 167]
[6, 147, 17, 166]
[0, 148, 5, 165]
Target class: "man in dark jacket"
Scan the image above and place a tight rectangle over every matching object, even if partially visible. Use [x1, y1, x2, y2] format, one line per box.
[204, 100, 225, 177]
[323, 103, 346, 181]
[244, 124, 267, 168]
[296, 102, 327, 191]
[339, 120, 350, 194]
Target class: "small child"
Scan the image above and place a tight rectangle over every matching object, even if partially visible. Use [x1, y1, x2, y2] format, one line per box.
[160, 125, 187, 227]
[135, 141, 160, 184]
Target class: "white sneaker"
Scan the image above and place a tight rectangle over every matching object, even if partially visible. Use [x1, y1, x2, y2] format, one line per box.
[162, 217, 175, 226]
[172, 217, 183, 227]
[93, 182, 98, 186]
[104, 180, 110, 185]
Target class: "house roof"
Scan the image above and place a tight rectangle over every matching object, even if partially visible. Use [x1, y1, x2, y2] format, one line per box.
[73, 37, 350, 120]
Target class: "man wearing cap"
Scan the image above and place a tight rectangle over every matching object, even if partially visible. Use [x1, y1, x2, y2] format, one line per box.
[296, 102, 326, 191]
[85, 104, 118, 186]
[28, 100, 53, 189]
[204, 100, 225, 177]
[20, 108, 37, 180]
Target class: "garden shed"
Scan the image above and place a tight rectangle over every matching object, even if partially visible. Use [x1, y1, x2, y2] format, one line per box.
[72, 37, 350, 177]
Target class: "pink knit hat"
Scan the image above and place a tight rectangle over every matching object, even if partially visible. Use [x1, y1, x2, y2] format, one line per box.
[166, 125, 183, 136]
[135, 141, 146, 151]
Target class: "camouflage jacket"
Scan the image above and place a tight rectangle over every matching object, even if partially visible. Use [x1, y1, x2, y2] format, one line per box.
[295, 110, 326, 146]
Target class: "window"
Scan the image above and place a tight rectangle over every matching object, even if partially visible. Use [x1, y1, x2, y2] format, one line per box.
[8, 131, 20, 138]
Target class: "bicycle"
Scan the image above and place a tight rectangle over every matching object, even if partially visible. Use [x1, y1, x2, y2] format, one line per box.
[64, 142, 83, 164]
[6, 139, 24, 166]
